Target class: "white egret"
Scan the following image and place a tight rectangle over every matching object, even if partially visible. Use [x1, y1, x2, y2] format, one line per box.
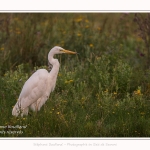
[12, 46, 76, 117]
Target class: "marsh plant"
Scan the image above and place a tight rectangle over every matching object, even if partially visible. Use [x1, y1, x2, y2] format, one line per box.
[134, 13, 150, 69]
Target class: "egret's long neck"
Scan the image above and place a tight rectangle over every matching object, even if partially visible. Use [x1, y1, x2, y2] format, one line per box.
[48, 55, 60, 76]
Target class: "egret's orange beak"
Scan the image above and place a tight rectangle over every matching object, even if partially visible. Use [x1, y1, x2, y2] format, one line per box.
[62, 49, 77, 54]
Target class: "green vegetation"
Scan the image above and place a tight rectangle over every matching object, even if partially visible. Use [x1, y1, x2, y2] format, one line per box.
[0, 13, 150, 137]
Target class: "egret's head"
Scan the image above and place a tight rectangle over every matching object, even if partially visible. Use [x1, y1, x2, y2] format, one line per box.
[48, 46, 77, 66]
[49, 46, 77, 55]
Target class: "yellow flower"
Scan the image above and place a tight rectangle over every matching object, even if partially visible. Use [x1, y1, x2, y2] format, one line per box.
[136, 37, 143, 42]
[0, 47, 4, 51]
[63, 100, 67, 103]
[77, 33, 82, 37]
[58, 73, 62, 76]
[137, 90, 141, 95]
[104, 89, 108, 93]
[89, 44, 94, 47]
[96, 56, 101, 60]
[140, 112, 145, 115]
[81, 97, 85, 100]
[85, 19, 89, 23]
[62, 31, 66, 34]
[113, 92, 117, 95]
[97, 27, 101, 31]
[96, 93, 99, 97]
[14, 17, 19, 21]
[16, 31, 21, 34]
[15, 28, 21, 34]
[56, 112, 60, 115]
[134, 89, 142, 95]
[65, 80, 73, 84]
[115, 103, 118, 107]
[75, 18, 83, 22]
[43, 20, 49, 26]
[65, 81, 69, 84]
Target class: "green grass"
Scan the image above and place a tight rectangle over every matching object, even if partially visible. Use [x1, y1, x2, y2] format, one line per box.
[0, 13, 150, 137]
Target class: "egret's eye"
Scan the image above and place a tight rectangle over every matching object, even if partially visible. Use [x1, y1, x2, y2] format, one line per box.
[60, 49, 64, 52]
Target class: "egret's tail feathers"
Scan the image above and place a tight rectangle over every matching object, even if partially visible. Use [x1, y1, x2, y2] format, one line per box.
[12, 103, 29, 117]
[12, 104, 20, 117]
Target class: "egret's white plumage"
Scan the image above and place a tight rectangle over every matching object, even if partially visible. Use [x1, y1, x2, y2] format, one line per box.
[12, 46, 76, 117]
